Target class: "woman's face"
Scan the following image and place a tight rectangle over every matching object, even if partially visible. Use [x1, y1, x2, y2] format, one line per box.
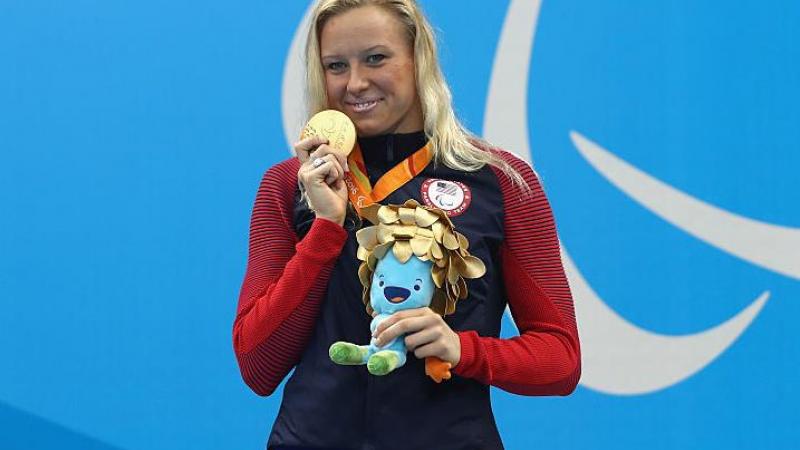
[319, 6, 423, 137]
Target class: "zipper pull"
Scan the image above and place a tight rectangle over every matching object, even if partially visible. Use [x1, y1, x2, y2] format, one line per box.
[386, 135, 394, 162]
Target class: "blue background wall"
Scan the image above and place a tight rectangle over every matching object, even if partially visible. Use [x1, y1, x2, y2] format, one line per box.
[1, 1, 797, 448]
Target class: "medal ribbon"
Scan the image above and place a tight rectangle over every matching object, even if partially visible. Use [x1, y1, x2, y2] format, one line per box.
[345, 142, 433, 216]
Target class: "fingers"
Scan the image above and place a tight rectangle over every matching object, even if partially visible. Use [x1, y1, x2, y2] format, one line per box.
[374, 308, 432, 337]
[309, 145, 349, 173]
[374, 309, 439, 347]
[294, 136, 328, 163]
[298, 153, 346, 187]
[411, 341, 447, 359]
[318, 154, 344, 185]
[294, 137, 350, 174]
[322, 155, 343, 185]
[403, 327, 440, 352]
[373, 308, 459, 364]
[297, 142, 350, 190]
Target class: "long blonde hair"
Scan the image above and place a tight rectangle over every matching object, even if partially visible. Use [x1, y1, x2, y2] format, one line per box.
[304, 0, 527, 188]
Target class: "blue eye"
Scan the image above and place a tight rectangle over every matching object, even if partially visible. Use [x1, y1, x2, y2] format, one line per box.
[366, 54, 386, 64]
[413, 284, 421, 291]
[326, 61, 346, 72]
[379, 280, 385, 287]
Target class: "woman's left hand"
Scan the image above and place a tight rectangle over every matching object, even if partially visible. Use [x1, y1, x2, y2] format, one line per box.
[373, 307, 461, 366]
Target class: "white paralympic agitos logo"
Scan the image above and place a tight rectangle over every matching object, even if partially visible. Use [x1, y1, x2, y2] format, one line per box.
[282, 1, 796, 396]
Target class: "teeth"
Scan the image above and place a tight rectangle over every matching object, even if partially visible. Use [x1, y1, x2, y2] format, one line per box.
[353, 100, 378, 112]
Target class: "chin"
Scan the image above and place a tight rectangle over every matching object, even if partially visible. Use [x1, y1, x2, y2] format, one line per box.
[355, 119, 407, 138]
[357, 129, 381, 138]
[354, 122, 387, 138]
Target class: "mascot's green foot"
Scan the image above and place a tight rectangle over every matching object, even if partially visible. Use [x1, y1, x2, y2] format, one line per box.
[329, 341, 367, 365]
[367, 351, 400, 376]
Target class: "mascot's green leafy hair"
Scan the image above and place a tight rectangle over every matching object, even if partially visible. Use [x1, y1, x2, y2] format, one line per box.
[329, 200, 486, 383]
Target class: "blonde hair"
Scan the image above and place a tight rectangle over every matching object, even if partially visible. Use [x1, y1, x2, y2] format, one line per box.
[304, 0, 527, 188]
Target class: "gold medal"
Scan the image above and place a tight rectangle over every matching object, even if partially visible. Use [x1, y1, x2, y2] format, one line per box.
[300, 109, 357, 155]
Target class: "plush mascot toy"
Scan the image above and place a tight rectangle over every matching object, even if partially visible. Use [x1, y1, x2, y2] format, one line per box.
[329, 200, 486, 383]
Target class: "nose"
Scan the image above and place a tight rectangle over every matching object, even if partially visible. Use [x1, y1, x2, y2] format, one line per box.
[347, 65, 369, 96]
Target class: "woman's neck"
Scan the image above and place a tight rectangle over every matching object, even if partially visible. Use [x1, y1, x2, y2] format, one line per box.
[358, 131, 427, 173]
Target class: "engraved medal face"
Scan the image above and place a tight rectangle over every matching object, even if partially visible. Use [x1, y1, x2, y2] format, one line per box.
[300, 110, 357, 155]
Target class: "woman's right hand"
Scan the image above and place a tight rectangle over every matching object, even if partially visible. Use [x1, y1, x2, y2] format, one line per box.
[295, 136, 350, 226]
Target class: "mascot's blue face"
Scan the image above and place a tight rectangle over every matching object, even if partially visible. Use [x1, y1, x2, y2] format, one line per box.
[370, 250, 435, 315]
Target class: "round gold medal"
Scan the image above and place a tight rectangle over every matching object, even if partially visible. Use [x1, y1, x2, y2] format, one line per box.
[300, 110, 357, 155]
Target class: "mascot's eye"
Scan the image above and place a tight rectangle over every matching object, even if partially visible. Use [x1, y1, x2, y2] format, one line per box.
[379, 280, 385, 287]
[414, 284, 421, 291]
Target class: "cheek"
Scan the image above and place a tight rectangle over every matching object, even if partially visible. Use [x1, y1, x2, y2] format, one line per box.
[395, 62, 418, 94]
[376, 66, 408, 95]
[388, 75, 417, 105]
[324, 75, 344, 102]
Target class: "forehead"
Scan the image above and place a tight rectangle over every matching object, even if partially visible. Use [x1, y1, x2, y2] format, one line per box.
[320, 6, 410, 56]
[375, 250, 431, 277]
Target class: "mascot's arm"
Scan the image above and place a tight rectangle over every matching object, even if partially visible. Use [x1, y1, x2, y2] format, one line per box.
[453, 151, 581, 396]
[233, 160, 348, 396]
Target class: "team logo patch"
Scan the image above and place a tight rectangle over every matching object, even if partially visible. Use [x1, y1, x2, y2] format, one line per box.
[420, 178, 472, 217]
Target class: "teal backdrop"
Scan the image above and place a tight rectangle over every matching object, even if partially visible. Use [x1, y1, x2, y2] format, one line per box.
[1, 1, 798, 449]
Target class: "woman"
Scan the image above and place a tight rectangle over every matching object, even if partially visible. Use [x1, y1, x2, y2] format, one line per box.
[233, 1, 581, 448]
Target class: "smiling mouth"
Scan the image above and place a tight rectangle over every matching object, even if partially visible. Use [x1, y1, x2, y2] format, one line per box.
[384, 286, 410, 303]
[349, 99, 380, 113]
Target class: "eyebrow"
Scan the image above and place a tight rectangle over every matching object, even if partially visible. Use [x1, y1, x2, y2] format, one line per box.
[321, 45, 391, 60]
[362, 45, 389, 54]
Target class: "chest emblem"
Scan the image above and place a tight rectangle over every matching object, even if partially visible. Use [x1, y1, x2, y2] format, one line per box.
[421, 178, 472, 217]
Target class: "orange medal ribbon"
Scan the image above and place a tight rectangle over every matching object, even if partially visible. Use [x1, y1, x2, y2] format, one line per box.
[344, 141, 433, 216]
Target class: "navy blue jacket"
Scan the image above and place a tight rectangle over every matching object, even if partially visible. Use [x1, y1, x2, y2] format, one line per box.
[233, 132, 580, 450]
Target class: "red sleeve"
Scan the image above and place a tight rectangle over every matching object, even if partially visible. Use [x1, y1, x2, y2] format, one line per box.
[233, 160, 348, 396]
[452, 151, 581, 396]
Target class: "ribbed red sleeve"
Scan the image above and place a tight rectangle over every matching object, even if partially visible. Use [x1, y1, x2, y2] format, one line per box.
[452, 151, 581, 396]
[233, 159, 348, 396]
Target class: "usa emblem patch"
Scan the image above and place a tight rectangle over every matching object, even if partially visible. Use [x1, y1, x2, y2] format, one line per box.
[420, 178, 472, 217]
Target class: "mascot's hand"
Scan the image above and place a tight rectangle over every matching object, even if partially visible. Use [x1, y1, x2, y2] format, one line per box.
[373, 307, 461, 367]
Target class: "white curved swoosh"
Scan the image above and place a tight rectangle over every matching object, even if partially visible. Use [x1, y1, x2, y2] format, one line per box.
[281, 4, 314, 151]
[563, 247, 769, 395]
[482, 0, 541, 163]
[571, 131, 800, 281]
[485, 0, 769, 395]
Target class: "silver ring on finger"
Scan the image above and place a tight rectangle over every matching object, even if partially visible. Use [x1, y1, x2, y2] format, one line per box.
[312, 157, 326, 169]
